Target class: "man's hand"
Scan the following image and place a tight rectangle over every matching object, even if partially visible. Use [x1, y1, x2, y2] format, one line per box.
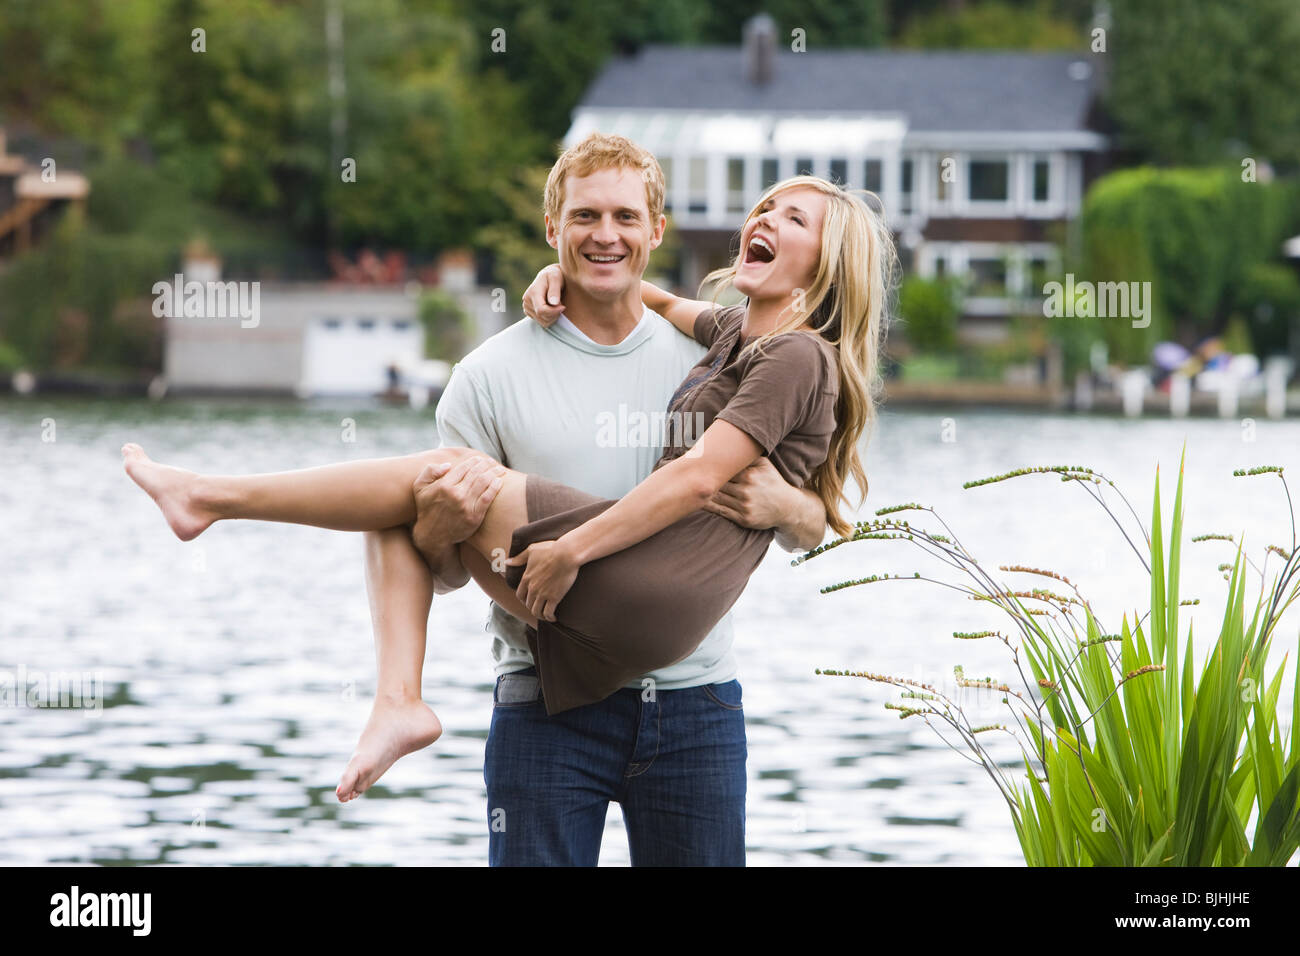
[411, 455, 506, 589]
[702, 456, 826, 552]
[521, 264, 566, 327]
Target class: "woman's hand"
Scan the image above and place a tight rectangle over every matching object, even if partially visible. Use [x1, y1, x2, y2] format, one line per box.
[521, 264, 566, 326]
[504, 538, 580, 622]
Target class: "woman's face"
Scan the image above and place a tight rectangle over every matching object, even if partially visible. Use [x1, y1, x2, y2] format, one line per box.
[732, 185, 827, 305]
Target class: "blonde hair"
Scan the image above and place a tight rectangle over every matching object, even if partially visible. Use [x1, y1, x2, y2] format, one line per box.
[701, 175, 898, 538]
[543, 132, 666, 223]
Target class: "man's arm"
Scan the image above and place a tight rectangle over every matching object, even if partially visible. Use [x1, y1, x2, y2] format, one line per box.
[701, 456, 828, 552]
[520, 264, 710, 342]
[416, 362, 509, 591]
[638, 280, 713, 339]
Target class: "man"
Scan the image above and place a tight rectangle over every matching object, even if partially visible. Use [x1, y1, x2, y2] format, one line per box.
[363, 132, 826, 865]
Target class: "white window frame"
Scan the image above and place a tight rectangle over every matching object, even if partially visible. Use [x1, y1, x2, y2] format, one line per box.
[728, 156, 748, 214]
[899, 154, 916, 218]
[930, 151, 960, 216]
[687, 155, 710, 218]
[1023, 151, 1066, 219]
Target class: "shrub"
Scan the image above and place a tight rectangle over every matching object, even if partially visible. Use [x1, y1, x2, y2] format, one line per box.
[898, 275, 962, 353]
[802, 450, 1300, 865]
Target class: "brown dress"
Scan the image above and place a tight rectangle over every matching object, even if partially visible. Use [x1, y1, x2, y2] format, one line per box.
[504, 305, 839, 714]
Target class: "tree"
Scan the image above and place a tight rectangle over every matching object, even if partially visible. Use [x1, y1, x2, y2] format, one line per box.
[698, 0, 888, 49]
[897, 0, 1083, 49]
[1075, 165, 1298, 365]
[0, 0, 140, 146]
[898, 275, 962, 352]
[1106, 0, 1300, 168]
[454, 0, 708, 142]
[419, 289, 472, 361]
[149, 0, 323, 220]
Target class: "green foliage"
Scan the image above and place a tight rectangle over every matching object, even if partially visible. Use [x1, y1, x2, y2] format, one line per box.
[898, 0, 1083, 49]
[0, 213, 167, 371]
[898, 275, 962, 352]
[449, 0, 889, 149]
[0, 339, 24, 374]
[1106, 0, 1300, 167]
[899, 353, 959, 383]
[0, 156, 295, 372]
[456, 0, 700, 143]
[1235, 263, 1300, 358]
[473, 164, 558, 309]
[2, 0, 556, 252]
[148, 0, 301, 212]
[418, 289, 472, 361]
[326, 0, 544, 249]
[807, 453, 1300, 866]
[1077, 165, 1294, 364]
[0, 0, 156, 145]
[698, 0, 888, 49]
[1218, 315, 1254, 358]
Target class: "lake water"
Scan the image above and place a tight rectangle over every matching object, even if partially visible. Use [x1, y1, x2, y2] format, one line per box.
[2, 395, 1297, 865]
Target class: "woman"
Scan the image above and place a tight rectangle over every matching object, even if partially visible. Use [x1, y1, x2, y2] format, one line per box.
[122, 175, 895, 801]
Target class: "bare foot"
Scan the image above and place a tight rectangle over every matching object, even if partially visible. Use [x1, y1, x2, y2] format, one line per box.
[336, 695, 443, 802]
[121, 442, 217, 541]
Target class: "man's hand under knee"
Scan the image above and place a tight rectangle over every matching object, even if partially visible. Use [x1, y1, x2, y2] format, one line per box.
[701, 456, 827, 553]
[412, 455, 507, 593]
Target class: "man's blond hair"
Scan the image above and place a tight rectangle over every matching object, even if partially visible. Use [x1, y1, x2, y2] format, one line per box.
[543, 133, 665, 223]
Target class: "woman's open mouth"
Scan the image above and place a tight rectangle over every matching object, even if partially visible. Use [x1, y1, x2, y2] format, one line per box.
[743, 235, 775, 267]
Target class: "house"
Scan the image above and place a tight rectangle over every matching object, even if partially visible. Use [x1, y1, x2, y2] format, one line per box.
[161, 248, 508, 398]
[161, 245, 424, 397]
[564, 14, 1112, 343]
[0, 127, 90, 261]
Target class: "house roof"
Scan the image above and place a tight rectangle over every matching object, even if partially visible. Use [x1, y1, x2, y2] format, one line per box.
[578, 48, 1105, 134]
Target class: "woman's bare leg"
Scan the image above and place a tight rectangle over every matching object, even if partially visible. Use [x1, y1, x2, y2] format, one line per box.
[459, 542, 539, 630]
[120, 442, 485, 540]
[122, 441, 544, 800]
[335, 495, 541, 803]
[121, 440, 535, 565]
[335, 528, 443, 804]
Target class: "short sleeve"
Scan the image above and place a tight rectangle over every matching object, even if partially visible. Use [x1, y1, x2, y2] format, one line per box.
[435, 361, 506, 461]
[692, 305, 740, 349]
[713, 334, 834, 456]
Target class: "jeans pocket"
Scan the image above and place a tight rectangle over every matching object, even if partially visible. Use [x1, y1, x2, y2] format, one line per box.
[700, 679, 743, 711]
[494, 670, 542, 708]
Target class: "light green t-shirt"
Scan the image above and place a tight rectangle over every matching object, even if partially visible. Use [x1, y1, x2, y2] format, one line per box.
[434, 308, 739, 689]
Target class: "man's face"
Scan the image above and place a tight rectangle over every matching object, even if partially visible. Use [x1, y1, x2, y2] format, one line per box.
[546, 167, 665, 301]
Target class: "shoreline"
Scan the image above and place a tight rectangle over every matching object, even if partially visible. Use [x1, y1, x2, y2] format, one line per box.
[3, 372, 1296, 418]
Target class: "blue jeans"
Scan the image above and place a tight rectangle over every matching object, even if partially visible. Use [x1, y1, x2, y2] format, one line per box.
[483, 666, 747, 866]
